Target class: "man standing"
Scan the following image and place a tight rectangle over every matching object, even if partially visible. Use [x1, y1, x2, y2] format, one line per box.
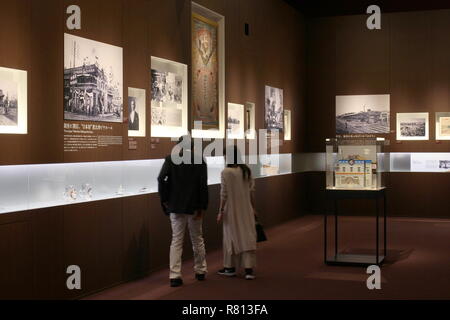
[158, 135, 208, 287]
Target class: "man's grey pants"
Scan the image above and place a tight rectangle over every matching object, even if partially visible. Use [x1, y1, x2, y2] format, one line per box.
[169, 213, 208, 279]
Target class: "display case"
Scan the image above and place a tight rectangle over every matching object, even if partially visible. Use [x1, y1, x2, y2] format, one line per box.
[325, 137, 389, 190]
[0, 154, 294, 215]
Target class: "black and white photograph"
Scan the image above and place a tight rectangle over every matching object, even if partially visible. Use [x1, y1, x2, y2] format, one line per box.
[265, 85, 284, 131]
[64, 33, 123, 123]
[151, 69, 183, 104]
[128, 97, 139, 131]
[400, 119, 426, 136]
[150, 56, 188, 138]
[128, 87, 146, 137]
[0, 66, 27, 134]
[0, 78, 18, 127]
[284, 109, 292, 140]
[336, 94, 390, 135]
[397, 112, 429, 140]
[227, 103, 244, 139]
[439, 160, 450, 170]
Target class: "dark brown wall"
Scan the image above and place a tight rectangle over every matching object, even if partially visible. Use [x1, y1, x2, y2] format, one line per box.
[0, 0, 306, 299]
[306, 10, 450, 216]
[0, 0, 305, 165]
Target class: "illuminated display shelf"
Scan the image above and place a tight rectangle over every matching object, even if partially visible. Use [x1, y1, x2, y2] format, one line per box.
[0, 154, 292, 215]
[1, 151, 449, 215]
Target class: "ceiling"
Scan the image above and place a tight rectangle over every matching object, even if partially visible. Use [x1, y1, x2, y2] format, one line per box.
[285, 0, 450, 17]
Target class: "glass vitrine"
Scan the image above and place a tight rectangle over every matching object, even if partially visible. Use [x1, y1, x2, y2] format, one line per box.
[326, 137, 389, 190]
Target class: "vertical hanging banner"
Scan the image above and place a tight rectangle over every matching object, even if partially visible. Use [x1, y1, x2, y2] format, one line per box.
[192, 13, 220, 130]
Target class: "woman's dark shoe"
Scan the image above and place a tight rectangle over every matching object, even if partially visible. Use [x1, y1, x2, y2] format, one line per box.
[170, 278, 183, 287]
[195, 273, 206, 281]
[217, 268, 236, 277]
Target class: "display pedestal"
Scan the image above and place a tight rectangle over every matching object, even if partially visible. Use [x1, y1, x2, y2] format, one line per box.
[324, 188, 387, 267]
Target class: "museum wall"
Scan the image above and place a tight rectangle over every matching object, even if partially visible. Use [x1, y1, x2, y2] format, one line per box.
[0, 0, 306, 299]
[305, 10, 450, 217]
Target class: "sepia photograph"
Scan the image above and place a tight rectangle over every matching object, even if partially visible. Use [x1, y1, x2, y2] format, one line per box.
[436, 112, 450, 140]
[396, 112, 429, 140]
[336, 94, 390, 135]
[265, 85, 284, 131]
[64, 33, 123, 123]
[284, 109, 292, 140]
[440, 117, 450, 136]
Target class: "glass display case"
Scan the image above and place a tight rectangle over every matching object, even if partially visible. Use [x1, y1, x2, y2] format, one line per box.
[325, 137, 389, 190]
[0, 154, 294, 215]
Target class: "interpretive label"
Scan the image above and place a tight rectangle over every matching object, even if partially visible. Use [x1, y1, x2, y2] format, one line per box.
[64, 122, 122, 152]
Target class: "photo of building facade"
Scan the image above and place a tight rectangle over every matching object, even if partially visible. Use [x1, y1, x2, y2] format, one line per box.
[64, 33, 123, 123]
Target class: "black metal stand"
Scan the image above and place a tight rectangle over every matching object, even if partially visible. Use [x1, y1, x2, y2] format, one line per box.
[324, 188, 387, 267]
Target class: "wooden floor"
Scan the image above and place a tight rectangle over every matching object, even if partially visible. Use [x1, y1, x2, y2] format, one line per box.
[86, 215, 450, 300]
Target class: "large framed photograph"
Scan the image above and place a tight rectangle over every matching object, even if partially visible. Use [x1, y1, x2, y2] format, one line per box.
[151, 56, 188, 138]
[0, 66, 27, 134]
[396, 112, 429, 141]
[191, 3, 225, 139]
[436, 112, 450, 141]
[227, 103, 244, 139]
[336, 94, 390, 135]
[64, 33, 123, 123]
[128, 88, 146, 137]
[265, 85, 284, 131]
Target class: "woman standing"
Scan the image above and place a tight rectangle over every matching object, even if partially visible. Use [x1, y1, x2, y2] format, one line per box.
[217, 146, 257, 280]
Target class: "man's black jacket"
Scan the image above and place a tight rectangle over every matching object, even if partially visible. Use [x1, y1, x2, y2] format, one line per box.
[157, 152, 208, 215]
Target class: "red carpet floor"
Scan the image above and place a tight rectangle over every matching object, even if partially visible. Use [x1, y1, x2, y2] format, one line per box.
[86, 215, 450, 300]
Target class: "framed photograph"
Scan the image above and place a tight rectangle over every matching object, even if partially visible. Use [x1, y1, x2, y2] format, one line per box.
[64, 33, 123, 123]
[151, 56, 188, 138]
[396, 112, 429, 141]
[436, 112, 450, 141]
[0, 66, 27, 134]
[265, 85, 284, 131]
[245, 102, 256, 140]
[227, 103, 244, 139]
[336, 94, 390, 135]
[191, 3, 225, 139]
[128, 88, 146, 137]
[284, 110, 291, 141]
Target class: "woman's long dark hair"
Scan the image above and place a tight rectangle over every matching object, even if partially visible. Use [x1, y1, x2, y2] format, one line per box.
[225, 145, 252, 181]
